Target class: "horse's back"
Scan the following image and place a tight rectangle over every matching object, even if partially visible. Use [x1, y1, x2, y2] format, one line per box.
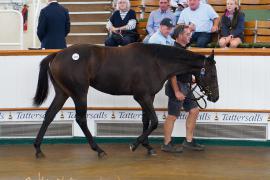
[49, 43, 163, 96]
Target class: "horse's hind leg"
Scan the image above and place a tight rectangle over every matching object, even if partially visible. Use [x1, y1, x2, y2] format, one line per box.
[141, 110, 156, 155]
[34, 92, 68, 158]
[72, 94, 106, 158]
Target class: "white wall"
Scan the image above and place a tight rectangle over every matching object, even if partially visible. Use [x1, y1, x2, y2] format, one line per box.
[0, 54, 270, 139]
[0, 55, 270, 110]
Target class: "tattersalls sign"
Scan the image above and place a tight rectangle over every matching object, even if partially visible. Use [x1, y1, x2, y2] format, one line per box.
[0, 110, 268, 124]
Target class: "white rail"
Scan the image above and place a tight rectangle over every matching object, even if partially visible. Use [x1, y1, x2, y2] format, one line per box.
[32, 0, 41, 48]
[0, 10, 23, 50]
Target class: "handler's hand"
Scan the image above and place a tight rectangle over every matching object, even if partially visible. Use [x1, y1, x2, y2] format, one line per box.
[175, 91, 186, 101]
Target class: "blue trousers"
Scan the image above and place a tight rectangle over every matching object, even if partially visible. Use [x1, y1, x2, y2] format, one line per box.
[191, 32, 212, 48]
[105, 35, 137, 47]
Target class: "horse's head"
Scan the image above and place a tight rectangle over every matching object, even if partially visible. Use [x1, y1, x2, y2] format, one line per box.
[195, 50, 219, 103]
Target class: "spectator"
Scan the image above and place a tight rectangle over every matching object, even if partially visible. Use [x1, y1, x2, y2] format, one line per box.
[219, 0, 245, 48]
[143, 0, 176, 43]
[170, 0, 188, 23]
[178, 0, 219, 47]
[162, 25, 204, 153]
[37, 0, 70, 49]
[105, 0, 138, 46]
[148, 18, 175, 45]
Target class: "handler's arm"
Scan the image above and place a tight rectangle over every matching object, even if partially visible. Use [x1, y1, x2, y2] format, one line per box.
[170, 76, 185, 101]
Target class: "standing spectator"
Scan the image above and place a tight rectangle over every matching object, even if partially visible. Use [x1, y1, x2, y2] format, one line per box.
[162, 25, 204, 153]
[37, 0, 70, 49]
[170, 0, 188, 23]
[143, 0, 176, 43]
[148, 18, 175, 45]
[219, 0, 245, 48]
[178, 0, 219, 47]
[105, 0, 138, 46]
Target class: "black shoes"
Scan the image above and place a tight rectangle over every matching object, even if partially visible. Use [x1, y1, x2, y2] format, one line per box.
[182, 138, 205, 151]
[161, 141, 183, 153]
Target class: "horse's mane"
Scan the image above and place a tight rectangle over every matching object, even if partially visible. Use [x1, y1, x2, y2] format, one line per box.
[130, 43, 205, 65]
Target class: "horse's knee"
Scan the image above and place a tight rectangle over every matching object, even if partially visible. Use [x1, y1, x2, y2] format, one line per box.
[142, 117, 149, 124]
[151, 121, 158, 130]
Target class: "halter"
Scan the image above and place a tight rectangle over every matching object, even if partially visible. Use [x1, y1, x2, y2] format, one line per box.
[186, 84, 207, 109]
[185, 58, 210, 109]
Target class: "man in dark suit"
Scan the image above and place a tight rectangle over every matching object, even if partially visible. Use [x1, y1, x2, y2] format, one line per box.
[37, 0, 70, 49]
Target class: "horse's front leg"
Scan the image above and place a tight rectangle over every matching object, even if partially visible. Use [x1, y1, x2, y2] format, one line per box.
[132, 96, 158, 154]
[141, 110, 157, 155]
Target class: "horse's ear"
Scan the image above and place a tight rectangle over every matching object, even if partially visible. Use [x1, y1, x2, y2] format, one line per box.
[207, 49, 215, 61]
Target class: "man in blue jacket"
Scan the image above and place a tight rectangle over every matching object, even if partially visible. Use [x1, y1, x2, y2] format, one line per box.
[37, 0, 70, 49]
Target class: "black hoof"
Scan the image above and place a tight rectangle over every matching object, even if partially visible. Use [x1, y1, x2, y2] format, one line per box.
[129, 144, 137, 152]
[147, 149, 157, 156]
[98, 151, 107, 159]
[36, 151, 45, 159]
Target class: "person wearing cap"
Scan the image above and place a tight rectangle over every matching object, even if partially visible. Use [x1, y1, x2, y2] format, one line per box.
[161, 25, 205, 153]
[143, 0, 176, 43]
[148, 18, 174, 45]
[177, 0, 219, 47]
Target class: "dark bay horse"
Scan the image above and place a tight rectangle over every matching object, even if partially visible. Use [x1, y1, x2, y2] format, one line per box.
[33, 43, 219, 158]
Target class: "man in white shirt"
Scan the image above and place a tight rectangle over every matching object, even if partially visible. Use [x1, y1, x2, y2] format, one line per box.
[177, 0, 219, 47]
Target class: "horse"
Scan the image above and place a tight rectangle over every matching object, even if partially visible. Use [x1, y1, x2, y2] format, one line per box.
[33, 42, 219, 158]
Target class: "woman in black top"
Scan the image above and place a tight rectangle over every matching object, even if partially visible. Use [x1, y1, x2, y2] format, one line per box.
[105, 0, 138, 46]
[219, 0, 245, 48]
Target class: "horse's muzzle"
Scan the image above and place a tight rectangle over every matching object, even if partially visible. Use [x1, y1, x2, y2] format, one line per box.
[207, 96, 219, 102]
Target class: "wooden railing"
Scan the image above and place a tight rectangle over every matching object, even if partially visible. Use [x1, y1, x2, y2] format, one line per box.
[1, 48, 270, 56]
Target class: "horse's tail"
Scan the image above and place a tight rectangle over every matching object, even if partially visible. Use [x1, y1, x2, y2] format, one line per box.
[33, 52, 57, 106]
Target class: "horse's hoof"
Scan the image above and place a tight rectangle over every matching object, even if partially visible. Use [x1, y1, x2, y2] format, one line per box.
[98, 151, 107, 159]
[36, 152, 45, 159]
[129, 144, 137, 152]
[147, 149, 157, 156]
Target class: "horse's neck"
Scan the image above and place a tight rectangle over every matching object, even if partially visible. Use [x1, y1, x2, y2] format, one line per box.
[157, 57, 203, 80]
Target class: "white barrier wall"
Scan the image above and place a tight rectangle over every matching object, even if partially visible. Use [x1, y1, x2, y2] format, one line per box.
[0, 52, 270, 140]
[0, 55, 270, 109]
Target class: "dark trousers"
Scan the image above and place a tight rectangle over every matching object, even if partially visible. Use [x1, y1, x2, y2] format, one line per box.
[191, 32, 212, 48]
[105, 34, 137, 47]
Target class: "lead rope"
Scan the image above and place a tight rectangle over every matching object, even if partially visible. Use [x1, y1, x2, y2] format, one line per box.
[185, 84, 207, 109]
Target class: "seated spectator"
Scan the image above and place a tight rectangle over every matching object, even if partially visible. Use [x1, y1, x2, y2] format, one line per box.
[143, 0, 176, 43]
[219, 0, 245, 48]
[178, 0, 219, 47]
[105, 0, 138, 46]
[148, 18, 175, 46]
[170, 0, 188, 23]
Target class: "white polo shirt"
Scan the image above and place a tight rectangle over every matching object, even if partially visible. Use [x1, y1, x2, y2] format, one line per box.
[177, 3, 218, 33]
